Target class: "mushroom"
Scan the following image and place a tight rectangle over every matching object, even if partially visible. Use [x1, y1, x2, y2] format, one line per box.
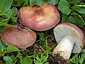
[18, 2, 60, 31]
[1, 23, 36, 49]
[52, 23, 84, 63]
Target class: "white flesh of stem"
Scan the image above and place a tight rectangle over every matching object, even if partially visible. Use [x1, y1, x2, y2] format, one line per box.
[53, 36, 75, 60]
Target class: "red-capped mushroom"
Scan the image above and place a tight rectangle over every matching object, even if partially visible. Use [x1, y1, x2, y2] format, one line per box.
[52, 23, 84, 63]
[1, 23, 36, 49]
[18, 2, 60, 31]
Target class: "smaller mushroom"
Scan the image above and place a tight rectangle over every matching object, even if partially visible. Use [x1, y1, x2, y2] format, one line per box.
[1, 23, 36, 49]
[52, 23, 84, 63]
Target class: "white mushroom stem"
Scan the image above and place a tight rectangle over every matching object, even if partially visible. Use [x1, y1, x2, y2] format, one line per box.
[53, 36, 75, 60]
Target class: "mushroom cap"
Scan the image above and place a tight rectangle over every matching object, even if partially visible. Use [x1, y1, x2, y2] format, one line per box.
[53, 23, 84, 53]
[1, 23, 36, 49]
[18, 2, 60, 31]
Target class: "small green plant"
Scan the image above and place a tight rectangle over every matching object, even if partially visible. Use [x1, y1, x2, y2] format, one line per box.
[34, 34, 57, 64]
[3, 53, 32, 64]
[69, 49, 85, 64]
[33, 46, 50, 64]
[0, 39, 20, 57]
[58, 0, 85, 28]
[36, 31, 50, 44]
[34, 55, 49, 64]
[16, 52, 32, 64]
[0, 0, 18, 32]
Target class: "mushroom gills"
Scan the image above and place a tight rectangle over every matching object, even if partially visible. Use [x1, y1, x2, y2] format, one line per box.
[54, 25, 82, 53]
[53, 36, 75, 60]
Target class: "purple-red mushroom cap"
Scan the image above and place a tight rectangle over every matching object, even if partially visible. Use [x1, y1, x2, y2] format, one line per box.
[1, 23, 36, 49]
[53, 23, 84, 63]
[17, 2, 60, 31]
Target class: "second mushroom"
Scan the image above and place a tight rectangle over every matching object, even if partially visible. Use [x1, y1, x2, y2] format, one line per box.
[52, 23, 84, 63]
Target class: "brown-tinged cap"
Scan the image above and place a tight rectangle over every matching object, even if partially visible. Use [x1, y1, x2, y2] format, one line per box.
[18, 2, 60, 31]
[1, 23, 36, 49]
